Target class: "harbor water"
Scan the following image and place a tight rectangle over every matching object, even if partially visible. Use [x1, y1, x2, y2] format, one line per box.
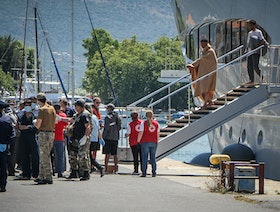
[168, 135, 211, 163]
[119, 124, 211, 164]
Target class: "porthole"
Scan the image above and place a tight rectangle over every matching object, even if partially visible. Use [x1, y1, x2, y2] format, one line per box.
[229, 126, 233, 139]
[257, 130, 263, 145]
[241, 129, 246, 143]
[219, 126, 223, 136]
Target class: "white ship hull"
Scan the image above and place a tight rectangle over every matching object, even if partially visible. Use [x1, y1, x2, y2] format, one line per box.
[171, 0, 280, 180]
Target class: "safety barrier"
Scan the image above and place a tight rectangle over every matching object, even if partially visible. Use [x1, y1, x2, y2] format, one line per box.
[221, 161, 264, 194]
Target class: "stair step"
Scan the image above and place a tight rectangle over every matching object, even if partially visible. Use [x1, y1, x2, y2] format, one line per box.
[213, 100, 226, 105]
[160, 128, 177, 132]
[205, 105, 220, 110]
[192, 110, 211, 114]
[159, 132, 170, 137]
[233, 87, 251, 92]
[166, 123, 186, 128]
[217, 96, 236, 101]
[227, 92, 244, 96]
[184, 114, 204, 119]
[176, 118, 197, 123]
[240, 84, 258, 88]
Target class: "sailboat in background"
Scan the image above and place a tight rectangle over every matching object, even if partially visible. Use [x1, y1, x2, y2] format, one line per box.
[9, 0, 69, 103]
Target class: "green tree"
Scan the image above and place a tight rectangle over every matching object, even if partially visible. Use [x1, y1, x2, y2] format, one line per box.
[0, 35, 35, 80]
[82, 30, 187, 109]
[0, 68, 16, 95]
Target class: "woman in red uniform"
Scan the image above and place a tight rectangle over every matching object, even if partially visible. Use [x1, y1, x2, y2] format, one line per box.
[137, 110, 159, 177]
[125, 111, 142, 175]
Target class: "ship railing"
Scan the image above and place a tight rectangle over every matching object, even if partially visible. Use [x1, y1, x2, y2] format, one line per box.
[128, 45, 244, 108]
[148, 45, 265, 107]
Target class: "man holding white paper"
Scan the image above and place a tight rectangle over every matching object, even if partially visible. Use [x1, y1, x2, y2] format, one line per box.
[68, 99, 92, 181]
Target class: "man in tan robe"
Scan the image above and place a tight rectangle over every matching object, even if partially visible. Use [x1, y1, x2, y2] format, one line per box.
[186, 39, 218, 109]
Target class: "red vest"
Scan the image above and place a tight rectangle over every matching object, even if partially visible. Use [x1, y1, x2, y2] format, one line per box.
[129, 119, 142, 147]
[54, 111, 68, 141]
[140, 119, 159, 143]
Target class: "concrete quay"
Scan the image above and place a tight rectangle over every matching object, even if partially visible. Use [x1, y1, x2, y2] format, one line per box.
[1, 157, 280, 212]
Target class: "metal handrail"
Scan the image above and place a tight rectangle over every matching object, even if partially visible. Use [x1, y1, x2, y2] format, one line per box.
[148, 45, 264, 108]
[128, 45, 244, 107]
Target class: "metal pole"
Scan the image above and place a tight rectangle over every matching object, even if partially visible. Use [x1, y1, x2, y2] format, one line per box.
[71, 0, 75, 103]
[34, 1, 40, 93]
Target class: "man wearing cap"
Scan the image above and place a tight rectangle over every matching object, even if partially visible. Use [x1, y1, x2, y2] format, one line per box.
[34, 93, 56, 184]
[68, 99, 92, 180]
[102, 103, 121, 173]
[0, 101, 15, 192]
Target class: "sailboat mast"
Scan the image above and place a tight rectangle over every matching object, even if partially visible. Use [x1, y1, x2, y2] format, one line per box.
[19, 0, 29, 101]
[71, 0, 75, 103]
[34, 1, 40, 93]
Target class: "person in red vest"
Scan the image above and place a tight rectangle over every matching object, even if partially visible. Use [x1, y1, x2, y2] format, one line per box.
[125, 111, 143, 175]
[137, 110, 159, 177]
[53, 104, 68, 178]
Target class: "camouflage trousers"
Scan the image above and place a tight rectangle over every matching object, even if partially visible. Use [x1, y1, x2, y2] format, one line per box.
[38, 131, 54, 181]
[69, 137, 90, 175]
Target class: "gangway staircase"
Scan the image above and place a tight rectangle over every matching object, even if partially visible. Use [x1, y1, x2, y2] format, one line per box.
[156, 83, 280, 160]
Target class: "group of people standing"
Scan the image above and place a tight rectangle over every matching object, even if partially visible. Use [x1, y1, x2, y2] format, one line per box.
[126, 110, 160, 177]
[0, 92, 161, 192]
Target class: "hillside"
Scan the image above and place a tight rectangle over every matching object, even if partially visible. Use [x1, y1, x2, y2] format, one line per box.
[0, 0, 177, 87]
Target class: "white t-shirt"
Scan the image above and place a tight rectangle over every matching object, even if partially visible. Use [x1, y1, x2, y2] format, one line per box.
[247, 29, 264, 55]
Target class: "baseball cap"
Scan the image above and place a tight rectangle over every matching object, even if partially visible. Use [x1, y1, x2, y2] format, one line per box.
[106, 103, 115, 109]
[74, 99, 85, 107]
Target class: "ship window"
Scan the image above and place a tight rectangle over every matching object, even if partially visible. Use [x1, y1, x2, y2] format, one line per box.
[241, 129, 246, 143]
[231, 20, 241, 59]
[257, 130, 263, 145]
[198, 24, 210, 57]
[229, 126, 233, 139]
[215, 22, 225, 60]
[225, 21, 232, 63]
[219, 126, 223, 136]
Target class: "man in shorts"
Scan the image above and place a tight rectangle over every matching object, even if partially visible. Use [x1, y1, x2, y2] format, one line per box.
[102, 104, 121, 173]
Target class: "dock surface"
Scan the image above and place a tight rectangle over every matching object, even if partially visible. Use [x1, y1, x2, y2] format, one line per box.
[1, 157, 280, 212]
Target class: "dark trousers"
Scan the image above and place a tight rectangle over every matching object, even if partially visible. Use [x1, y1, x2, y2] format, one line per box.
[20, 133, 39, 178]
[131, 144, 142, 173]
[7, 138, 16, 175]
[0, 150, 7, 189]
[247, 54, 261, 82]
[53, 141, 65, 174]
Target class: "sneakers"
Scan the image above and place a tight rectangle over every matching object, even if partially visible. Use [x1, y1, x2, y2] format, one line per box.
[100, 167, 104, 178]
[132, 171, 139, 175]
[80, 171, 90, 181]
[67, 170, 79, 179]
[0, 187, 6, 192]
[139, 174, 146, 177]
